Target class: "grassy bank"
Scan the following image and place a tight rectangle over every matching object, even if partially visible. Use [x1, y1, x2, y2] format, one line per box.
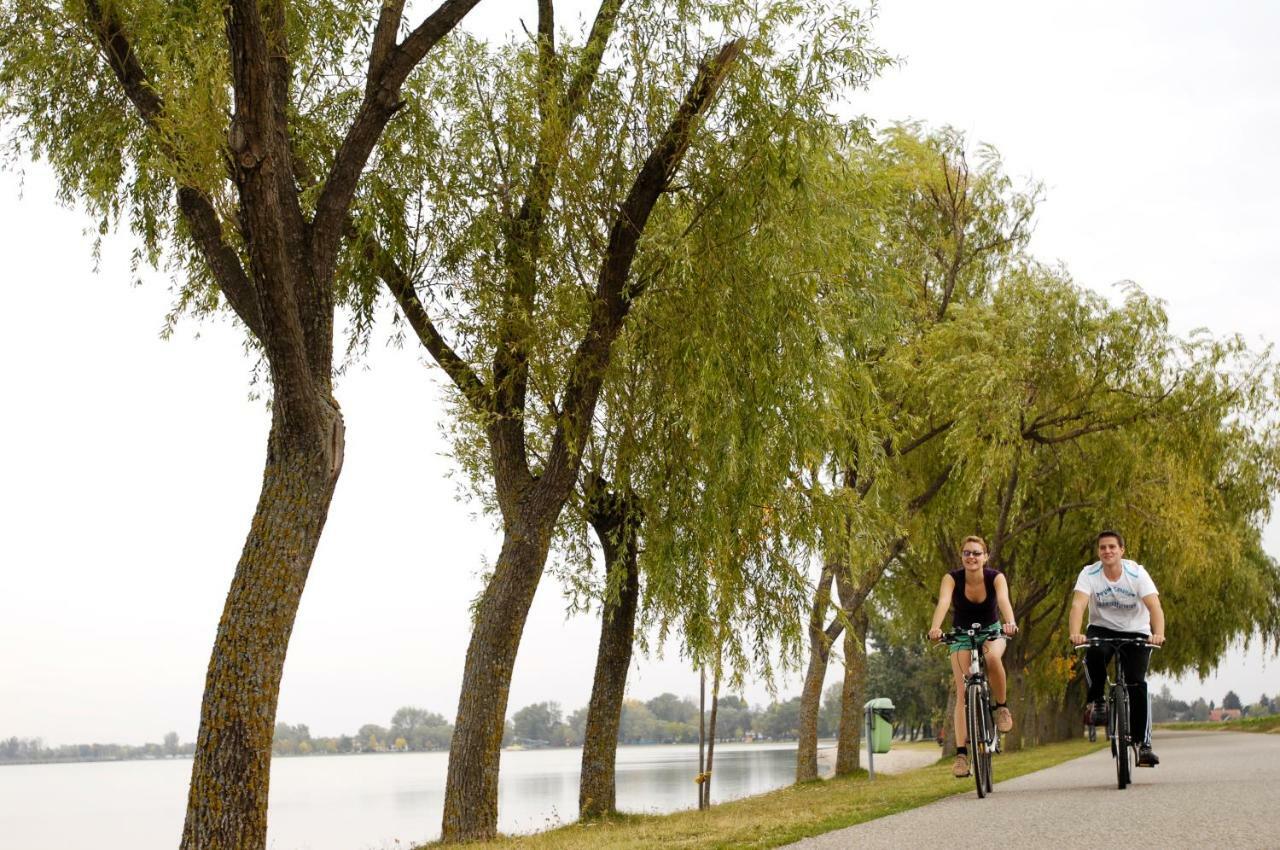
[1157, 716, 1280, 733]
[423, 738, 1104, 849]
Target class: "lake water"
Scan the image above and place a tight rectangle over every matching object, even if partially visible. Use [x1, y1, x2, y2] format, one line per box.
[0, 741, 804, 849]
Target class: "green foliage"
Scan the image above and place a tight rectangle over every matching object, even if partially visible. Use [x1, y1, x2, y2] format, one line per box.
[877, 258, 1280, 732]
[354, 1, 891, 695]
[0, 0, 384, 319]
[511, 702, 566, 745]
[390, 706, 454, 751]
[865, 632, 950, 734]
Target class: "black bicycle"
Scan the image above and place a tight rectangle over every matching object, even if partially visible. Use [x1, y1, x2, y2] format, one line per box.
[1074, 637, 1159, 789]
[939, 623, 1007, 798]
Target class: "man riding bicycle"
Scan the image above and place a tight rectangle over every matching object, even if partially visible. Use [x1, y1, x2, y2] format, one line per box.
[1069, 529, 1166, 767]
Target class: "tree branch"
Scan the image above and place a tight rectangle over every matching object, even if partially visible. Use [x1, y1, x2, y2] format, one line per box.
[489, 0, 626, 453]
[83, 0, 162, 125]
[1021, 392, 1171, 444]
[563, 0, 625, 117]
[177, 189, 265, 340]
[312, 0, 483, 275]
[537, 0, 556, 68]
[366, 237, 491, 416]
[83, 0, 262, 341]
[225, 0, 319, 386]
[537, 39, 744, 499]
[907, 464, 953, 514]
[999, 500, 1098, 545]
[368, 0, 408, 92]
[807, 565, 836, 658]
[893, 418, 956, 459]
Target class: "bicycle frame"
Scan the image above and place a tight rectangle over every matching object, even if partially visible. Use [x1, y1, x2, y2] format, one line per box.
[940, 623, 1006, 798]
[1074, 637, 1158, 790]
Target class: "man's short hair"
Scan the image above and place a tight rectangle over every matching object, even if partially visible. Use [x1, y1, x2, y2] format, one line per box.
[1096, 529, 1125, 548]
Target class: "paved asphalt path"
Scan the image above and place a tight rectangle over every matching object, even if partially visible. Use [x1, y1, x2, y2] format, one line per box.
[786, 730, 1280, 849]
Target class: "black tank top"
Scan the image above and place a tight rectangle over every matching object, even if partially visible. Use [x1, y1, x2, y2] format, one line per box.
[950, 568, 999, 629]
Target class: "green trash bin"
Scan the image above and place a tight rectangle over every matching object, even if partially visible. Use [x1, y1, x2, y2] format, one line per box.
[864, 698, 895, 753]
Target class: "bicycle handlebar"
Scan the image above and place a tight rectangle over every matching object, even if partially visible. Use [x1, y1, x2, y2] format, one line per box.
[1072, 637, 1161, 650]
[936, 624, 1008, 646]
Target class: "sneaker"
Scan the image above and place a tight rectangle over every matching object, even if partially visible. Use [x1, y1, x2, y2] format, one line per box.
[1086, 701, 1109, 727]
[952, 754, 970, 777]
[993, 706, 1013, 733]
[1137, 745, 1159, 767]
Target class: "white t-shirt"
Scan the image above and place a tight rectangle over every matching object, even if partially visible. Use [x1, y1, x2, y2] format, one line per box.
[1073, 559, 1159, 635]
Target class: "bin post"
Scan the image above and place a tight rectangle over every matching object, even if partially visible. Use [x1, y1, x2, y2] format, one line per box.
[865, 703, 875, 780]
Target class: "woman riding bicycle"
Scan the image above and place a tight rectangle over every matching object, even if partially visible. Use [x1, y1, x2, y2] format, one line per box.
[927, 536, 1018, 778]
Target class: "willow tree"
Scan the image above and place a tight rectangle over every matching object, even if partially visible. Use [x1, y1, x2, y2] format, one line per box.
[791, 126, 1038, 780]
[1, 1, 481, 846]
[357, 1, 878, 840]
[878, 268, 1280, 748]
[567, 141, 840, 817]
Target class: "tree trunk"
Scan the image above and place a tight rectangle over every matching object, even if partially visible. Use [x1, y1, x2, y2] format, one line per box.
[441, 513, 555, 842]
[1004, 654, 1027, 751]
[942, 686, 958, 755]
[579, 484, 641, 820]
[796, 565, 838, 782]
[180, 407, 343, 850]
[702, 666, 721, 808]
[698, 668, 706, 810]
[835, 605, 868, 776]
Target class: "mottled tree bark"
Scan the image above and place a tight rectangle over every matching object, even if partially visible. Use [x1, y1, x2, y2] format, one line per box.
[796, 564, 840, 782]
[181, 409, 342, 849]
[834, 601, 868, 776]
[579, 482, 641, 820]
[441, 514, 555, 841]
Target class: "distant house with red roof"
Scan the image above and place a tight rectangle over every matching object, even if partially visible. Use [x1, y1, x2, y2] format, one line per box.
[1208, 708, 1242, 722]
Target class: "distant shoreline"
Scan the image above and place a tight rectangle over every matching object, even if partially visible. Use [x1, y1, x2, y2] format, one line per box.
[0, 737, 811, 768]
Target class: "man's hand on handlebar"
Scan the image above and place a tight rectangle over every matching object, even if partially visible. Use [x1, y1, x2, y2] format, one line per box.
[1148, 633, 1166, 646]
[1070, 633, 1087, 645]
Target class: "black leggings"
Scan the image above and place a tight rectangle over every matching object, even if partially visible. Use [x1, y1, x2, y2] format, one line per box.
[1083, 625, 1153, 747]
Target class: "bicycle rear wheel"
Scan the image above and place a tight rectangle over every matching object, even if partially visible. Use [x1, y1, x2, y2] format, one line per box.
[1113, 684, 1131, 789]
[966, 682, 986, 798]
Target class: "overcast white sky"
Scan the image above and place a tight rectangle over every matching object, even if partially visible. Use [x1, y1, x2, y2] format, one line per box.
[2, 0, 1278, 747]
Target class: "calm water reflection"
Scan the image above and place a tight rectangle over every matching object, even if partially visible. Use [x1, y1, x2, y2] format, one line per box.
[0, 741, 803, 849]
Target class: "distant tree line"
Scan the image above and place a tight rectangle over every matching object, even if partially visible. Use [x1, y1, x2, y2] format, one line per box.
[1151, 687, 1277, 723]
[0, 731, 189, 764]
[269, 693, 844, 757]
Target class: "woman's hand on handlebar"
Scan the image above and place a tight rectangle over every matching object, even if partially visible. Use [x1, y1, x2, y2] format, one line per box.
[1002, 622, 1018, 637]
[928, 627, 943, 642]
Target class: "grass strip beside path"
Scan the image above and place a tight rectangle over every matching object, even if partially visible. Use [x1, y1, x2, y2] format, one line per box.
[1156, 716, 1280, 733]
[424, 738, 1105, 850]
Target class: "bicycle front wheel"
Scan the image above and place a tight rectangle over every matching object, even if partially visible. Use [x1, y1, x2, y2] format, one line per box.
[979, 688, 994, 793]
[1113, 684, 1131, 789]
[966, 682, 987, 798]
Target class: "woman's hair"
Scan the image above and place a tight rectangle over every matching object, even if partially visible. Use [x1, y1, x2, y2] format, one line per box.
[961, 535, 988, 554]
